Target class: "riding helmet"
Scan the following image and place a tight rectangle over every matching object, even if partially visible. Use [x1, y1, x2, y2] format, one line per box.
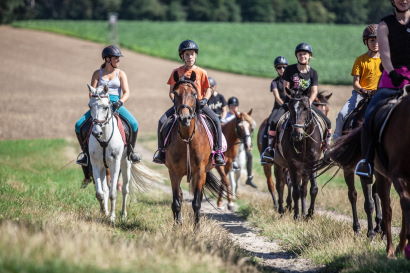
[102, 45, 123, 59]
[178, 40, 199, 58]
[228, 96, 239, 106]
[362, 24, 378, 45]
[295, 43, 313, 55]
[208, 77, 217, 87]
[273, 56, 288, 68]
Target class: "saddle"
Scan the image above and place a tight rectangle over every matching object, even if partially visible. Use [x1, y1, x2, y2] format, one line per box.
[79, 114, 129, 147]
[341, 96, 372, 134]
[160, 114, 227, 152]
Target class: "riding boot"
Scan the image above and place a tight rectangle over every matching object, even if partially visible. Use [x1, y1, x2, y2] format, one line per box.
[214, 152, 225, 166]
[245, 149, 257, 188]
[75, 132, 92, 188]
[261, 131, 276, 164]
[153, 123, 166, 164]
[355, 128, 374, 178]
[128, 130, 141, 163]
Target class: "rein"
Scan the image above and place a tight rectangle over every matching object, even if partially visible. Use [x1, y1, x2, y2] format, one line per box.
[178, 120, 196, 183]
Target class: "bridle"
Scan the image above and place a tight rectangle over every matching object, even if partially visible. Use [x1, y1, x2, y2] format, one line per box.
[173, 80, 198, 122]
[290, 97, 313, 131]
[235, 119, 253, 149]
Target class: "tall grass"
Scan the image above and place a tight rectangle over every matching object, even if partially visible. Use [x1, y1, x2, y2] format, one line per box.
[0, 139, 258, 273]
[12, 20, 366, 84]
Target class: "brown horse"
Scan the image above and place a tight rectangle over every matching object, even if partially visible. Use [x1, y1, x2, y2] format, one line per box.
[216, 110, 255, 209]
[330, 85, 410, 258]
[165, 71, 228, 225]
[257, 90, 331, 213]
[315, 92, 382, 238]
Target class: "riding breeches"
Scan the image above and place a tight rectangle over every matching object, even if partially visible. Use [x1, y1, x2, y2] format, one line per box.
[75, 106, 139, 134]
[268, 106, 287, 131]
[312, 105, 331, 129]
[333, 90, 363, 140]
[157, 106, 176, 148]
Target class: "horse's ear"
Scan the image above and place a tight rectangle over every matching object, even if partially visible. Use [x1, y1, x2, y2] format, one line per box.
[102, 85, 109, 95]
[190, 71, 196, 82]
[173, 71, 179, 83]
[247, 108, 253, 116]
[87, 84, 96, 94]
[325, 93, 333, 100]
[285, 87, 294, 97]
[234, 110, 240, 119]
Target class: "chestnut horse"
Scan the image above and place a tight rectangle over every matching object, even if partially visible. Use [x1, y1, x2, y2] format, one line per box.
[165, 71, 229, 225]
[257, 91, 331, 213]
[216, 110, 255, 208]
[330, 85, 410, 258]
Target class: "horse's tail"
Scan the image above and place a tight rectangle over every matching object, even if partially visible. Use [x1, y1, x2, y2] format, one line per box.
[312, 127, 362, 173]
[203, 171, 231, 199]
[130, 162, 164, 193]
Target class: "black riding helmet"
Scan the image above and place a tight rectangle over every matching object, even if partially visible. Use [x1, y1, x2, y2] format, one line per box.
[102, 45, 123, 59]
[295, 43, 313, 56]
[209, 77, 217, 88]
[178, 40, 199, 59]
[273, 56, 288, 68]
[228, 96, 239, 106]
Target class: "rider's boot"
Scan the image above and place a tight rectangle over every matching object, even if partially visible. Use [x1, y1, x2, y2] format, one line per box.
[153, 124, 166, 164]
[214, 150, 226, 166]
[355, 129, 374, 178]
[75, 132, 92, 188]
[245, 149, 257, 188]
[261, 130, 276, 164]
[128, 130, 141, 163]
[245, 176, 257, 188]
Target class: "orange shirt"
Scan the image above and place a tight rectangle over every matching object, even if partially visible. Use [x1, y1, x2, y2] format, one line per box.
[351, 53, 382, 91]
[167, 66, 210, 99]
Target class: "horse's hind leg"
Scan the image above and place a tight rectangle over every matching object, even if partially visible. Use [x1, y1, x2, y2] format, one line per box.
[360, 176, 376, 239]
[344, 168, 361, 234]
[373, 172, 382, 234]
[307, 172, 318, 218]
[274, 166, 284, 214]
[170, 172, 183, 224]
[216, 166, 233, 211]
[377, 176, 394, 258]
[265, 164, 277, 211]
[120, 160, 131, 220]
[391, 176, 410, 257]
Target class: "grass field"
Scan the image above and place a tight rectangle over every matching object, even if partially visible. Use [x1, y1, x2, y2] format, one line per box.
[12, 20, 366, 85]
[0, 139, 258, 273]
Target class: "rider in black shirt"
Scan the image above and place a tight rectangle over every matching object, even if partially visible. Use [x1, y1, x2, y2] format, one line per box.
[207, 77, 227, 120]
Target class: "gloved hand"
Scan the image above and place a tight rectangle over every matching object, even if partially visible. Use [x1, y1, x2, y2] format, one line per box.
[199, 98, 208, 109]
[112, 100, 123, 111]
[389, 70, 406, 87]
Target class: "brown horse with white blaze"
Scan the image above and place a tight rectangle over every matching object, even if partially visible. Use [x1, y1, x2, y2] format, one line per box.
[165, 71, 229, 225]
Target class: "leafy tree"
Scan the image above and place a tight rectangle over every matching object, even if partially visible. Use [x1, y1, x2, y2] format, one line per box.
[273, 0, 307, 23]
[120, 0, 167, 20]
[367, 0, 393, 23]
[166, 0, 187, 21]
[0, 0, 28, 23]
[304, 1, 335, 23]
[321, 0, 368, 24]
[240, 0, 274, 22]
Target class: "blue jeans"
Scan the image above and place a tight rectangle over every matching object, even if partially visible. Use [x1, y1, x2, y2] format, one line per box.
[333, 90, 363, 140]
[75, 95, 138, 133]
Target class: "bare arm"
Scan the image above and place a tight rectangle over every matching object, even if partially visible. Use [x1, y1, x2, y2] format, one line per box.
[353, 75, 362, 91]
[90, 70, 99, 97]
[169, 85, 175, 101]
[272, 88, 284, 105]
[221, 106, 228, 119]
[378, 21, 394, 73]
[119, 70, 130, 103]
[203, 88, 212, 100]
[309, 85, 318, 105]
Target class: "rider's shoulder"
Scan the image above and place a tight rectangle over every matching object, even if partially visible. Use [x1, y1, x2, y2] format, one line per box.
[380, 14, 395, 23]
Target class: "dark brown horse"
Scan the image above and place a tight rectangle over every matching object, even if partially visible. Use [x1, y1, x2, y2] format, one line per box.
[330, 85, 410, 258]
[216, 110, 255, 209]
[165, 72, 227, 225]
[257, 91, 331, 214]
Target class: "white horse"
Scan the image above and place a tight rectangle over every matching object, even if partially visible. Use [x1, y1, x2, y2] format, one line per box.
[87, 84, 161, 222]
[228, 143, 248, 197]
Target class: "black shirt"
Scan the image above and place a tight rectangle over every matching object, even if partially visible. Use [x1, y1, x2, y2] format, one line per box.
[381, 14, 410, 68]
[207, 93, 227, 118]
[270, 76, 287, 108]
[283, 64, 318, 96]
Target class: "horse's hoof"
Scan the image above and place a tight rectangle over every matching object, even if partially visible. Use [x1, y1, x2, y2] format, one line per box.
[367, 231, 376, 240]
[109, 216, 116, 223]
[404, 245, 410, 260]
[278, 208, 285, 215]
[374, 225, 382, 234]
[227, 202, 235, 212]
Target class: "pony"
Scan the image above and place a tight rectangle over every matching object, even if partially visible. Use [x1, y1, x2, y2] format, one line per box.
[87, 84, 159, 223]
[217, 110, 255, 206]
[257, 90, 331, 213]
[164, 72, 228, 225]
[328, 85, 410, 258]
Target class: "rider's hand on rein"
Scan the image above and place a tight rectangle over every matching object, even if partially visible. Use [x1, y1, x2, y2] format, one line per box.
[112, 100, 123, 111]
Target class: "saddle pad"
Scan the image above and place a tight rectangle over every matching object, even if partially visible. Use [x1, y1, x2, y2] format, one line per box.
[199, 114, 227, 153]
[376, 98, 402, 143]
[276, 112, 289, 157]
[115, 115, 127, 145]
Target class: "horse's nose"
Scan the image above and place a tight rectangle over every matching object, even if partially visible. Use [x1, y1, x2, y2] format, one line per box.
[180, 116, 191, 127]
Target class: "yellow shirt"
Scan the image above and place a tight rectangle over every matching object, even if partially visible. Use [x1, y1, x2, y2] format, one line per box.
[351, 53, 382, 91]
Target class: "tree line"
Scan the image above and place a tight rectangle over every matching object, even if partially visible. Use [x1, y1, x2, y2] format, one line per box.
[1, 0, 393, 24]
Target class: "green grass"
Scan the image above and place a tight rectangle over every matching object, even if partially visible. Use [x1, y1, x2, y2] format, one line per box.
[0, 139, 258, 273]
[12, 20, 366, 84]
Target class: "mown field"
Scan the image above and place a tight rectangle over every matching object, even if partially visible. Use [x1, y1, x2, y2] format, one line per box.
[12, 20, 366, 85]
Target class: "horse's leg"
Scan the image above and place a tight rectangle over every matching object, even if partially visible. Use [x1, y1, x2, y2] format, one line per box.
[307, 172, 318, 218]
[170, 171, 183, 224]
[391, 176, 410, 257]
[102, 170, 110, 217]
[300, 174, 308, 217]
[344, 168, 361, 234]
[93, 167, 107, 215]
[360, 176, 376, 239]
[377, 176, 394, 258]
[273, 165, 284, 214]
[192, 169, 206, 226]
[289, 169, 301, 220]
[285, 170, 293, 211]
[216, 166, 233, 211]
[265, 165, 278, 211]
[373, 172, 383, 234]
[120, 158, 131, 220]
[108, 159, 122, 223]
[228, 169, 237, 199]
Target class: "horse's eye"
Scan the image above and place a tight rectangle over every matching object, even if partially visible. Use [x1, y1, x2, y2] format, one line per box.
[104, 106, 109, 110]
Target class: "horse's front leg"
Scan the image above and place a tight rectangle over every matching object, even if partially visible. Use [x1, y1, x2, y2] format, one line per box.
[120, 158, 131, 220]
[228, 169, 237, 199]
[344, 167, 361, 234]
[170, 171, 183, 224]
[93, 166, 107, 215]
[373, 173, 383, 234]
[272, 165, 283, 213]
[192, 168, 206, 226]
[360, 176, 376, 239]
[108, 158, 122, 223]
[377, 176, 394, 258]
[307, 172, 318, 218]
[289, 169, 301, 220]
[301, 174, 309, 217]
[216, 166, 233, 211]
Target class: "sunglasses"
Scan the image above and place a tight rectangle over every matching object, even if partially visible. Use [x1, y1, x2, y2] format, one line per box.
[276, 66, 287, 70]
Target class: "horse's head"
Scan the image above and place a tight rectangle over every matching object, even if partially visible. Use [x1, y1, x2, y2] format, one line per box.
[87, 84, 112, 140]
[172, 71, 198, 127]
[313, 90, 332, 116]
[286, 88, 312, 142]
[234, 109, 256, 150]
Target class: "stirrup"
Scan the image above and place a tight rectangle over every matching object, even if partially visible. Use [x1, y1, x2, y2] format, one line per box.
[129, 151, 141, 163]
[354, 159, 373, 178]
[153, 149, 166, 164]
[76, 152, 88, 167]
[213, 151, 226, 166]
[261, 147, 274, 161]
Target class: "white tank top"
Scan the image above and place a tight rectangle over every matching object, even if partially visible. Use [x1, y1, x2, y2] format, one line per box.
[98, 69, 122, 97]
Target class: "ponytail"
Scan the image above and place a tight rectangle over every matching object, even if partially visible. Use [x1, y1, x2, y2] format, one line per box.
[101, 63, 106, 69]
